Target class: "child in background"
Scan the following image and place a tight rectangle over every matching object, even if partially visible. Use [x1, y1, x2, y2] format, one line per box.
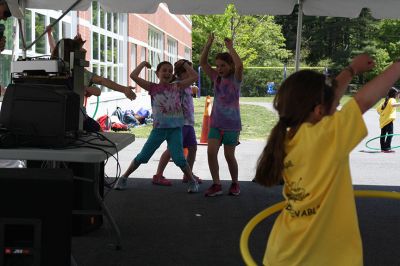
[114, 61, 200, 193]
[252, 53, 400, 266]
[200, 34, 243, 197]
[376, 87, 400, 152]
[152, 59, 202, 186]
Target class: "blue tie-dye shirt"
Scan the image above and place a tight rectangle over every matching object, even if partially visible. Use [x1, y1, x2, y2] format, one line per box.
[210, 72, 242, 131]
[148, 83, 184, 128]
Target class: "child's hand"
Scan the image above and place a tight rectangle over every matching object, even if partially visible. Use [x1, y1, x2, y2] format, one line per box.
[206, 33, 214, 46]
[45, 25, 52, 33]
[350, 53, 375, 75]
[142, 61, 151, 68]
[124, 86, 137, 100]
[224, 37, 233, 49]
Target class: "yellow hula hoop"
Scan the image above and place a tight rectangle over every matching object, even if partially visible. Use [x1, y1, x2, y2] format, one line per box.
[240, 190, 400, 266]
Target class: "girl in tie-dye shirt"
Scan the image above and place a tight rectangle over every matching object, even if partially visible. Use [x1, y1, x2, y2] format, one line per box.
[114, 61, 199, 193]
[200, 34, 243, 197]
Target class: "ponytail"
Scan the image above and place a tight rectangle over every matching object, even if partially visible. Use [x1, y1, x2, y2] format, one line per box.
[381, 97, 389, 110]
[254, 119, 288, 186]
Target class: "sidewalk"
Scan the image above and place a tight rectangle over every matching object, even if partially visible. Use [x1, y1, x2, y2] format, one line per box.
[105, 103, 400, 187]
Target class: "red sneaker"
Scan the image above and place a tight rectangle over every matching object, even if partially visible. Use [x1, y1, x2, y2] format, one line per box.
[182, 174, 203, 184]
[152, 175, 172, 186]
[229, 182, 240, 196]
[204, 184, 223, 197]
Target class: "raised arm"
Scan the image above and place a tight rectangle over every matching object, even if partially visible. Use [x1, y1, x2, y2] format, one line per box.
[354, 61, 400, 114]
[91, 74, 136, 100]
[332, 54, 375, 110]
[46, 25, 56, 53]
[176, 61, 199, 89]
[224, 38, 243, 82]
[200, 34, 217, 79]
[130, 61, 153, 91]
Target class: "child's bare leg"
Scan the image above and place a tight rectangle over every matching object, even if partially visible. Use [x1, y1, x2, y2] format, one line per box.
[224, 145, 238, 183]
[207, 139, 221, 184]
[156, 149, 171, 176]
[122, 159, 140, 178]
[186, 145, 197, 170]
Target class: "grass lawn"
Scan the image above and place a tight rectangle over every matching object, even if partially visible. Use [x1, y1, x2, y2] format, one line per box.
[128, 94, 367, 140]
[129, 97, 277, 140]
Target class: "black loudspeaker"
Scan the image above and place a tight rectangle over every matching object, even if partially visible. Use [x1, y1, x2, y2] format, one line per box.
[0, 82, 80, 148]
[0, 168, 73, 266]
[25, 161, 105, 236]
[68, 162, 104, 236]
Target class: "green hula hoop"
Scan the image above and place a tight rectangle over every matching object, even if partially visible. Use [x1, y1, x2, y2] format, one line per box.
[365, 133, 400, 150]
[91, 96, 100, 118]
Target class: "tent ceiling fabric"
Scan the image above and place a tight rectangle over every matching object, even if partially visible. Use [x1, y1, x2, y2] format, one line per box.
[18, 0, 400, 18]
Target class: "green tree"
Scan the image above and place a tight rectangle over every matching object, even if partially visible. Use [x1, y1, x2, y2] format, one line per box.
[192, 5, 290, 96]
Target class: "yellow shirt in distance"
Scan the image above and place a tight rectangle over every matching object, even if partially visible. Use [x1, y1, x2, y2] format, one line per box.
[264, 98, 367, 266]
[376, 98, 397, 128]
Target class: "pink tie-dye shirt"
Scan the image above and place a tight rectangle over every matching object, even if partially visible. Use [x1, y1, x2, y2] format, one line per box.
[210, 72, 242, 131]
[148, 83, 184, 128]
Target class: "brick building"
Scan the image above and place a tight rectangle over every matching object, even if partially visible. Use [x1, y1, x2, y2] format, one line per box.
[0, 2, 192, 118]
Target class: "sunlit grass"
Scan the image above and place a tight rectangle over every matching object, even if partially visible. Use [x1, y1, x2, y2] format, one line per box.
[129, 97, 277, 140]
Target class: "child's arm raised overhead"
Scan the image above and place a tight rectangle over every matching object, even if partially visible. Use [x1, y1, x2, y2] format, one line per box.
[200, 33, 218, 79]
[176, 61, 198, 89]
[130, 61, 153, 91]
[333, 54, 375, 110]
[355, 60, 400, 114]
[224, 37, 243, 82]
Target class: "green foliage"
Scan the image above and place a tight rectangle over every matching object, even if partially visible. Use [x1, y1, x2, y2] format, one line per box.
[192, 5, 291, 97]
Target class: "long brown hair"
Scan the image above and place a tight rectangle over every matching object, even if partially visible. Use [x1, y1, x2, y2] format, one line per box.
[254, 70, 336, 186]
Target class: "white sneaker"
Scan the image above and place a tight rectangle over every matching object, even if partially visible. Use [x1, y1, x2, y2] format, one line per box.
[187, 180, 199, 193]
[114, 177, 128, 190]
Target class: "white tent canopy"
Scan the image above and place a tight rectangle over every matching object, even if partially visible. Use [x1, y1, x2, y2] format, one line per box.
[15, 0, 400, 18]
[11, 0, 400, 69]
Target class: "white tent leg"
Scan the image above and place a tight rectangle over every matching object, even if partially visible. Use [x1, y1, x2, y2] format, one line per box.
[295, 0, 304, 71]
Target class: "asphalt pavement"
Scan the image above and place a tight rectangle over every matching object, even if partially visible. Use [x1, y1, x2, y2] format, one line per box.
[105, 102, 400, 187]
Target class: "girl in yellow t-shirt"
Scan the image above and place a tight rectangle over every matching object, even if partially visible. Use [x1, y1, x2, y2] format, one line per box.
[376, 87, 400, 152]
[254, 54, 400, 266]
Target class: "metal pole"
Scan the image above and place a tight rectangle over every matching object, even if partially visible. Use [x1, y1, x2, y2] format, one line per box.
[295, 0, 304, 71]
[24, 0, 82, 51]
[198, 65, 201, 98]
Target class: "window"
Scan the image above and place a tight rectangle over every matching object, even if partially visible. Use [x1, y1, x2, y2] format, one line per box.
[2, 9, 71, 86]
[35, 13, 46, 54]
[91, 2, 123, 92]
[167, 38, 177, 64]
[148, 28, 163, 83]
[130, 43, 137, 86]
[184, 47, 191, 61]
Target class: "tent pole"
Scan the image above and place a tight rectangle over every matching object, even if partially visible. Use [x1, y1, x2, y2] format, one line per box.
[295, 0, 304, 71]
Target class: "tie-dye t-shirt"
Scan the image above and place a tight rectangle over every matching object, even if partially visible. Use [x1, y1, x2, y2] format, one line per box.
[210, 72, 242, 131]
[148, 83, 184, 128]
[181, 86, 195, 126]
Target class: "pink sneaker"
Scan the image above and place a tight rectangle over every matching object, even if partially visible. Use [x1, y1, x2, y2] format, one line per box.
[182, 174, 203, 184]
[229, 182, 240, 196]
[152, 175, 172, 186]
[204, 184, 223, 197]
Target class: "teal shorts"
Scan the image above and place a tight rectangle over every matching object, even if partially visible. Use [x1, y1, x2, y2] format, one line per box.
[208, 127, 240, 145]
